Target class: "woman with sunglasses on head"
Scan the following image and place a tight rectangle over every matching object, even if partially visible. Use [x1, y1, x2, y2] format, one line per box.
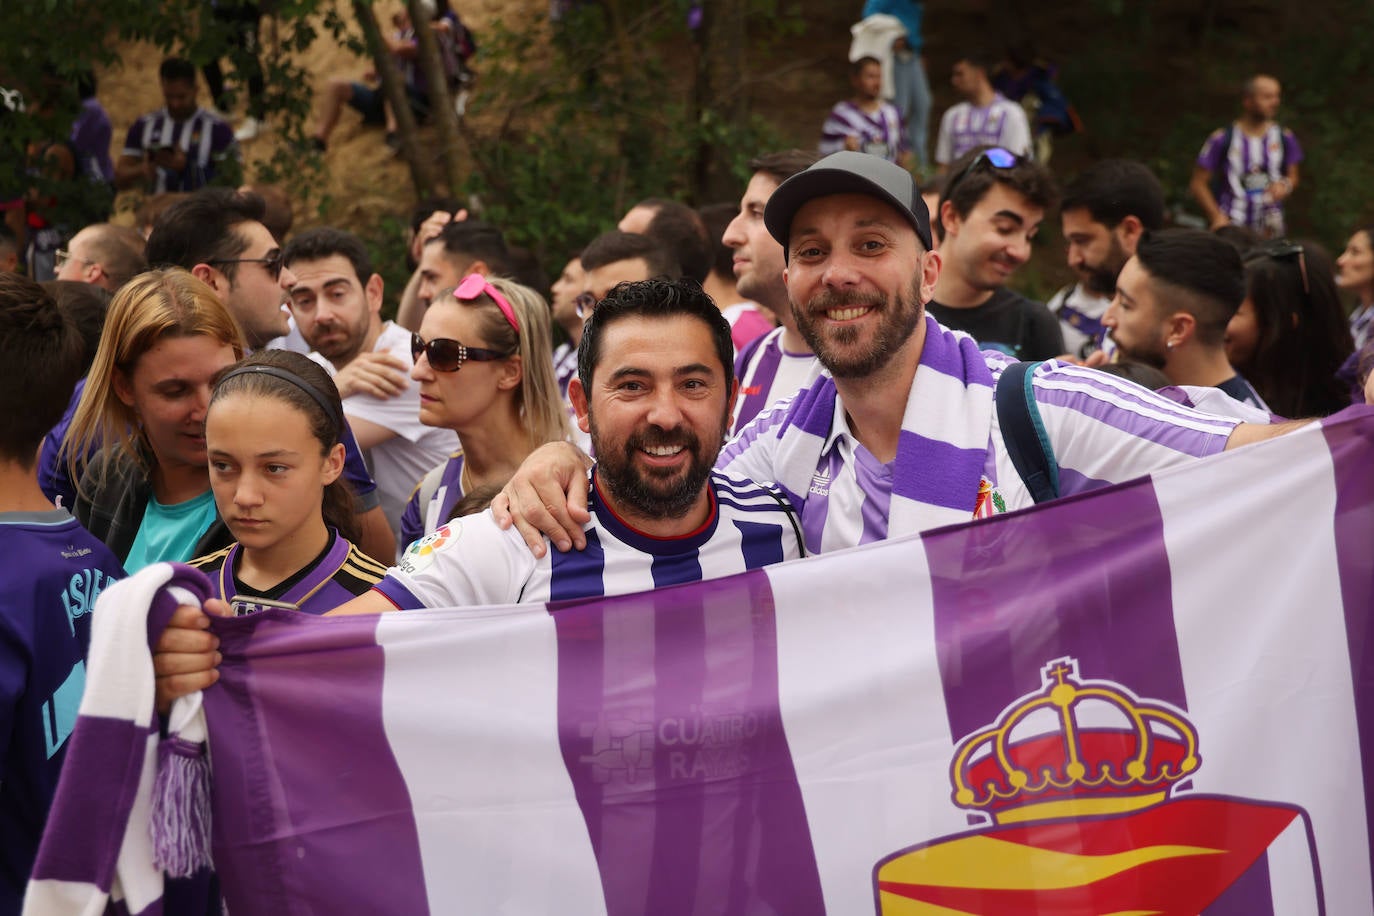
[64, 269, 245, 571]
[1228, 240, 1353, 418]
[399, 274, 570, 549]
[190, 350, 390, 615]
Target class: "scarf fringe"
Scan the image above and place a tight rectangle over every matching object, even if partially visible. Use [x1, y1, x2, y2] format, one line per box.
[151, 735, 213, 877]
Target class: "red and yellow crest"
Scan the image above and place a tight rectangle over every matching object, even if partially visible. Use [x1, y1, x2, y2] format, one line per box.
[874, 657, 1315, 914]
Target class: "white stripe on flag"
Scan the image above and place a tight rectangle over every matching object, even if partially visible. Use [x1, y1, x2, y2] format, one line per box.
[377, 605, 608, 915]
[1154, 421, 1372, 911]
[768, 538, 963, 913]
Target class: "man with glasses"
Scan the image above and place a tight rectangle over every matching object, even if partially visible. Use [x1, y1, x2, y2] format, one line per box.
[493, 152, 1300, 557]
[54, 224, 147, 293]
[145, 188, 296, 351]
[926, 146, 1064, 360]
[283, 228, 458, 544]
[1103, 228, 1269, 411]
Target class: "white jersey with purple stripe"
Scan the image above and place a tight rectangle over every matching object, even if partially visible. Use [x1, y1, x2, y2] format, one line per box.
[730, 326, 823, 435]
[819, 100, 907, 162]
[1196, 122, 1303, 234]
[934, 94, 1032, 164]
[376, 470, 802, 608]
[718, 317, 1240, 555]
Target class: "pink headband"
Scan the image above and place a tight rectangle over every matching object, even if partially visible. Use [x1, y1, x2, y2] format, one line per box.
[454, 274, 519, 333]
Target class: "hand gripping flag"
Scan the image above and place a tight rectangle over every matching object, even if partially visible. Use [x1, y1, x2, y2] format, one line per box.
[25, 408, 1374, 915]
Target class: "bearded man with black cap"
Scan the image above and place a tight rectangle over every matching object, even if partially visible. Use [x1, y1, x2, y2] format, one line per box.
[495, 151, 1305, 558]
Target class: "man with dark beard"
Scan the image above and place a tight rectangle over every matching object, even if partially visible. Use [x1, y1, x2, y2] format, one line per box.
[1102, 228, 1268, 410]
[489, 152, 1298, 559]
[1049, 160, 1165, 359]
[318, 278, 804, 612]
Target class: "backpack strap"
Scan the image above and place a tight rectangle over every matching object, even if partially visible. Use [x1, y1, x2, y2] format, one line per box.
[994, 360, 1059, 504]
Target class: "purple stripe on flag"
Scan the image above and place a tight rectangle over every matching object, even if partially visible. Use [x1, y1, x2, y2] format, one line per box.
[203, 610, 429, 915]
[1202, 851, 1276, 916]
[925, 476, 1189, 737]
[1322, 408, 1374, 884]
[551, 570, 824, 915]
[29, 716, 155, 886]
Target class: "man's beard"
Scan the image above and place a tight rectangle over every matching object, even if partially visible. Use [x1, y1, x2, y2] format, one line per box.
[1080, 238, 1129, 298]
[1112, 332, 1169, 370]
[591, 417, 725, 521]
[792, 275, 924, 379]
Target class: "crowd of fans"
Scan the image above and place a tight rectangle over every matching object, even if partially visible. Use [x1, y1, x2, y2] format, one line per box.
[2, 3, 1373, 912]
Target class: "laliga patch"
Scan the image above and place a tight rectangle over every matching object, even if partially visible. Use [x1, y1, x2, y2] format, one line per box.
[398, 522, 460, 574]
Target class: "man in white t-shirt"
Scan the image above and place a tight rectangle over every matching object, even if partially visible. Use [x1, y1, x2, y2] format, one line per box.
[283, 228, 458, 543]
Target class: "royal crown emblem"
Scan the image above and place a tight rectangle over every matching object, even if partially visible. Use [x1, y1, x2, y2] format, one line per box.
[949, 656, 1200, 825]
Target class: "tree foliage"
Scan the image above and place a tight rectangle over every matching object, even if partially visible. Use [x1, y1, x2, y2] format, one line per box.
[458, 0, 794, 270]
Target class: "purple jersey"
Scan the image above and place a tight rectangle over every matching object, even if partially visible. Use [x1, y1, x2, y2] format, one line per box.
[69, 98, 114, 184]
[0, 510, 123, 912]
[190, 529, 388, 616]
[399, 452, 465, 550]
[1196, 122, 1303, 235]
[819, 100, 906, 162]
[121, 106, 238, 193]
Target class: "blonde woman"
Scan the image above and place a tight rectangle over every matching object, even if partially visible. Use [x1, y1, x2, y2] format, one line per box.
[65, 269, 245, 571]
[399, 274, 570, 547]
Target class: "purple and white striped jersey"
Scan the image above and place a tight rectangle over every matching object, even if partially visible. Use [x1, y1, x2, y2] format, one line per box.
[399, 451, 465, 550]
[376, 469, 803, 608]
[934, 94, 1032, 164]
[731, 327, 823, 435]
[191, 529, 389, 616]
[121, 107, 238, 193]
[0, 510, 123, 913]
[718, 351, 1240, 555]
[819, 100, 906, 162]
[1196, 122, 1303, 235]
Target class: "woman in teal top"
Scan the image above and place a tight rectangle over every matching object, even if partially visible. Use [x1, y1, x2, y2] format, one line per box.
[64, 269, 245, 571]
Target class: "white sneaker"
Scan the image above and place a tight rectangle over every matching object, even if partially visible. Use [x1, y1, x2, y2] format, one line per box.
[234, 117, 262, 141]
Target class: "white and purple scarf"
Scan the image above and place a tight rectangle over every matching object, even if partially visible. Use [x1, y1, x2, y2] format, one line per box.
[24, 563, 212, 916]
[765, 315, 997, 538]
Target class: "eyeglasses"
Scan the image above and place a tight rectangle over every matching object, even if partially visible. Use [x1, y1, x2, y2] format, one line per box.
[946, 146, 1020, 196]
[1247, 239, 1309, 296]
[410, 332, 513, 372]
[54, 249, 94, 272]
[454, 273, 519, 332]
[208, 250, 285, 280]
[573, 291, 598, 319]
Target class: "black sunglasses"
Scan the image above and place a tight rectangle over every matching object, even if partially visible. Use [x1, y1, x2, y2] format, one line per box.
[410, 332, 513, 372]
[1247, 239, 1309, 296]
[208, 250, 284, 280]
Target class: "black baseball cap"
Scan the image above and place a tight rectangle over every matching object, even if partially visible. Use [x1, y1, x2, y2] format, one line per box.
[763, 151, 933, 257]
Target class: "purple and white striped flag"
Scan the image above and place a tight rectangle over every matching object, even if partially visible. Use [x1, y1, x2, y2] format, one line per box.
[26, 409, 1374, 914]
